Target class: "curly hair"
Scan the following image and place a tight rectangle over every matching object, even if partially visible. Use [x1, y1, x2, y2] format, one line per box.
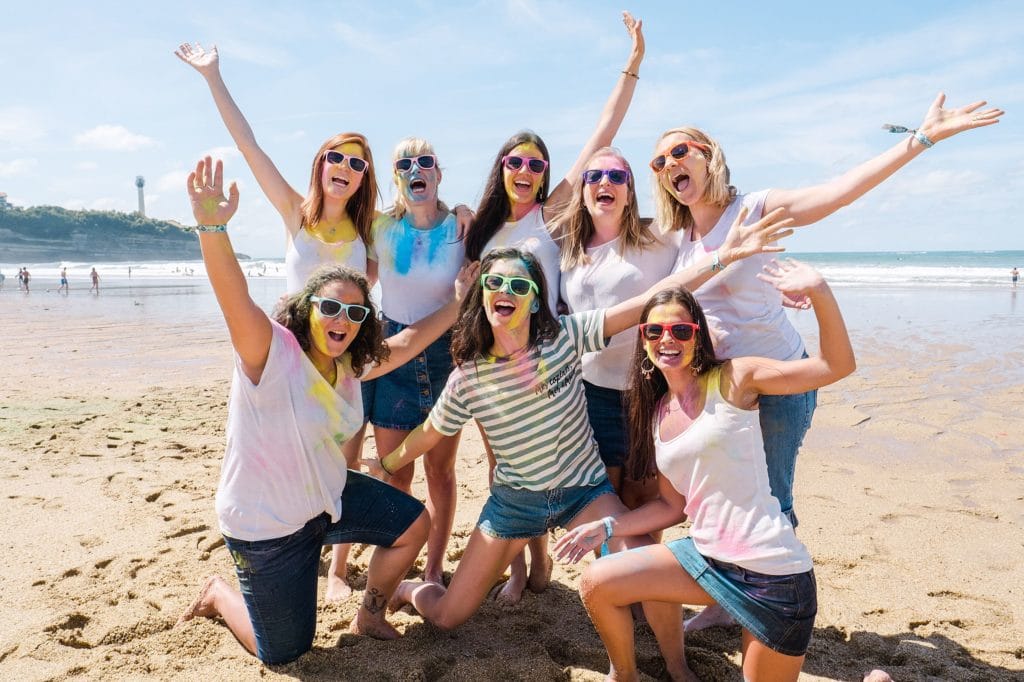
[272, 265, 389, 377]
[624, 286, 722, 481]
[651, 127, 737, 234]
[450, 248, 559, 366]
[465, 131, 552, 261]
[300, 132, 380, 247]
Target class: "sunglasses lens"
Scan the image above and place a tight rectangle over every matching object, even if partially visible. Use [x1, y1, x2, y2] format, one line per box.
[527, 159, 546, 174]
[509, 278, 533, 296]
[395, 158, 413, 172]
[504, 156, 524, 170]
[348, 157, 367, 173]
[642, 324, 663, 341]
[482, 274, 504, 291]
[608, 170, 629, 185]
[417, 155, 436, 169]
[582, 170, 602, 184]
[346, 306, 369, 323]
[325, 151, 344, 165]
[671, 143, 690, 160]
[650, 156, 666, 173]
[671, 325, 695, 341]
[318, 299, 342, 317]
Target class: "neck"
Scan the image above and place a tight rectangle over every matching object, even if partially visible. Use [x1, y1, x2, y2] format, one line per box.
[662, 369, 702, 409]
[509, 200, 537, 222]
[306, 349, 337, 384]
[687, 200, 726, 239]
[406, 202, 443, 229]
[588, 213, 623, 248]
[489, 324, 531, 358]
[320, 197, 350, 224]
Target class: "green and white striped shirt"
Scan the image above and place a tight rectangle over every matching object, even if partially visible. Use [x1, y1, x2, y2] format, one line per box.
[429, 310, 609, 490]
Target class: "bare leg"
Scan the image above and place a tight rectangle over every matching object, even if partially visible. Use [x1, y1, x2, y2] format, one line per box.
[526, 534, 552, 593]
[376, 426, 416, 494]
[327, 425, 368, 602]
[423, 432, 461, 585]
[177, 575, 257, 656]
[391, 529, 529, 630]
[580, 544, 714, 682]
[740, 628, 805, 681]
[350, 509, 431, 639]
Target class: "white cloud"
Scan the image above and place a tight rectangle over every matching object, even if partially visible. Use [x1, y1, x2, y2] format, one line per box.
[0, 158, 37, 178]
[74, 125, 156, 151]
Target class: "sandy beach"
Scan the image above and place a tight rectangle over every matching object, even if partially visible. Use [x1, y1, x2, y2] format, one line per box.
[1, 279, 1022, 681]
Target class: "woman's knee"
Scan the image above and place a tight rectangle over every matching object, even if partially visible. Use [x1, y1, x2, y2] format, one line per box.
[396, 510, 431, 547]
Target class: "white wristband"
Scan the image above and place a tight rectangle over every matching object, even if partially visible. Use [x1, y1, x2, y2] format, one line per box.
[601, 516, 614, 540]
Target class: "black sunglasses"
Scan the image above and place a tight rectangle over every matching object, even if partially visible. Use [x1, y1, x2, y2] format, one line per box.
[324, 150, 368, 173]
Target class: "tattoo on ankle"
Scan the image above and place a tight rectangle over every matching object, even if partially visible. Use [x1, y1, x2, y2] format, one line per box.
[362, 587, 387, 614]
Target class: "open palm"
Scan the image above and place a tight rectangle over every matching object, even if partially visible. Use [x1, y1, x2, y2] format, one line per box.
[174, 42, 220, 77]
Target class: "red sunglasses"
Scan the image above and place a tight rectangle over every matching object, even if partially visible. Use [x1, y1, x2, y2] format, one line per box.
[639, 322, 699, 342]
[649, 141, 710, 173]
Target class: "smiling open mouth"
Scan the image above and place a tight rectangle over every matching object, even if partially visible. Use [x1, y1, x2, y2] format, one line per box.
[331, 176, 350, 188]
[410, 178, 427, 193]
[671, 173, 689, 192]
[328, 331, 347, 342]
[494, 301, 517, 317]
[513, 180, 532, 192]
[596, 190, 615, 206]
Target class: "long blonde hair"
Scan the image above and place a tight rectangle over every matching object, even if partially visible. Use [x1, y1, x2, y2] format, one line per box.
[651, 127, 736, 233]
[387, 136, 449, 220]
[555, 147, 653, 270]
[300, 132, 379, 246]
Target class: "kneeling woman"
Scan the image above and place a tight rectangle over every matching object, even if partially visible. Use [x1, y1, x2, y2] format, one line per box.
[176, 157, 475, 665]
[555, 260, 855, 681]
[376, 202, 792, 636]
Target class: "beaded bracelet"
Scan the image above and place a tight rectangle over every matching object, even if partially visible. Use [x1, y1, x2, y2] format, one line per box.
[882, 124, 934, 149]
[194, 224, 227, 233]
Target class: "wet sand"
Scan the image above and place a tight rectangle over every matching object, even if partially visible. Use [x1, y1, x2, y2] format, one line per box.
[1, 283, 1022, 680]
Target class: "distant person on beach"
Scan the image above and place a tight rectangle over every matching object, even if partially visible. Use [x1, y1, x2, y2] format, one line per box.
[1013, 267, 1019, 287]
[89, 268, 99, 293]
[176, 157, 478, 664]
[652, 93, 1003, 631]
[21, 267, 30, 292]
[0, 271, 5, 289]
[460, 11, 645, 602]
[554, 261, 856, 681]
[375, 202, 794, 641]
[58, 267, 69, 294]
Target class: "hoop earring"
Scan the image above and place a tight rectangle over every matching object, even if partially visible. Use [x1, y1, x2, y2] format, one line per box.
[640, 357, 655, 379]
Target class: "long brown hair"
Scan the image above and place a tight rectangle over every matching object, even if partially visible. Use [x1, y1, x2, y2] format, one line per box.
[651, 127, 736, 234]
[553, 147, 653, 270]
[625, 287, 722, 481]
[300, 133, 379, 247]
[465, 131, 551, 261]
[450, 248, 559, 366]
[272, 265, 388, 377]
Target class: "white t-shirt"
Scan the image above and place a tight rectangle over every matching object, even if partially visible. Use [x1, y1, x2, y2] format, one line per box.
[672, 191, 804, 361]
[429, 310, 608, 491]
[482, 205, 561, 313]
[368, 213, 464, 324]
[561, 231, 682, 390]
[655, 368, 812, 575]
[285, 227, 368, 295]
[215, 321, 364, 541]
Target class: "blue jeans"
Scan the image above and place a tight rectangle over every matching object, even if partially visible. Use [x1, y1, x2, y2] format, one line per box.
[361, 317, 453, 430]
[222, 471, 424, 664]
[478, 479, 616, 539]
[582, 381, 629, 470]
[759, 387, 817, 527]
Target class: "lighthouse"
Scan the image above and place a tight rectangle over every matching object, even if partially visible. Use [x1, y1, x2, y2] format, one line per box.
[135, 175, 146, 217]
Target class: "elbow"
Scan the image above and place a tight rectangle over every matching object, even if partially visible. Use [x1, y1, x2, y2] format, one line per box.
[831, 352, 857, 382]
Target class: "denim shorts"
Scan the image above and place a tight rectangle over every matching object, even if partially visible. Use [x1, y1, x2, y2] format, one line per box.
[222, 471, 424, 665]
[759, 373, 817, 527]
[667, 537, 817, 657]
[361, 316, 453, 430]
[478, 479, 615, 539]
[583, 381, 629, 470]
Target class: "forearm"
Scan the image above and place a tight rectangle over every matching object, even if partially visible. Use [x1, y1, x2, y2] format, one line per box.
[202, 71, 260, 151]
[380, 421, 442, 473]
[197, 230, 254, 326]
[381, 299, 457, 369]
[608, 496, 686, 538]
[806, 283, 856, 380]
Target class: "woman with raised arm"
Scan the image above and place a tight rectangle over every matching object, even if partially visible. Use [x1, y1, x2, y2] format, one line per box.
[554, 261, 856, 681]
[460, 10, 644, 601]
[556, 147, 680, 514]
[175, 157, 477, 665]
[373, 203, 793, 653]
[650, 94, 1002, 631]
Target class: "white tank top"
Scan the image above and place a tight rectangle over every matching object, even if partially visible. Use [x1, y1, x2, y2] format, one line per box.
[482, 205, 561, 312]
[672, 191, 804, 361]
[285, 226, 368, 295]
[655, 368, 812, 575]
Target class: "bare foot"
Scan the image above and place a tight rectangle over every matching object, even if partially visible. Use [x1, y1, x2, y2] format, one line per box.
[325, 572, 352, 603]
[863, 670, 894, 682]
[350, 608, 401, 640]
[684, 604, 735, 632]
[387, 580, 415, 613]
[526, 551, 552, 593]
[177, 575, 223, 625]
[664, 660, 702, 682]
[494, 573, 526, 606]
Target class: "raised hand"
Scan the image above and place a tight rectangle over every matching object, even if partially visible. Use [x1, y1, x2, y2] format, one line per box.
[622, 11, 644, 65]
[174, 42, 221, 79]
[720, 206, 796, 265]
[453, 260, 481, 304]
[552, 520, 608, 564]
[756, 259, 826, 300]
[918, 92, 1003, 143]
[187, 157, 239, 227]
[361, 457, 388, 481]
[453, 204, 475, 241]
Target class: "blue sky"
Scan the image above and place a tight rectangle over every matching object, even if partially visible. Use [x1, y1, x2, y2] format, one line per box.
[1, 0, 1021, 257]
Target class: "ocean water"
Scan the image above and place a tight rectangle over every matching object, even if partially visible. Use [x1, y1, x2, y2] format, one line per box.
[790, 250, 1023, 289]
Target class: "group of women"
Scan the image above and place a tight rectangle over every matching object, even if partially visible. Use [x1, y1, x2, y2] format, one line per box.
[173, 12, 1002, 681]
